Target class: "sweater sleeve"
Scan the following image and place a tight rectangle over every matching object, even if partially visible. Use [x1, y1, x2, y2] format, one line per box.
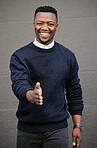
[65, 53, 84, 116]
[10, 53, 33, 102]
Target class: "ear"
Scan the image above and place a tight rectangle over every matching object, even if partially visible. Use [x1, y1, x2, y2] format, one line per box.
[56, 23, 58, 31]
[33, 22, 35, 29]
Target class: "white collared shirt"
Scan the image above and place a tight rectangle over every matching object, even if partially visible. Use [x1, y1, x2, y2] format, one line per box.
[33, 38, 54, 49]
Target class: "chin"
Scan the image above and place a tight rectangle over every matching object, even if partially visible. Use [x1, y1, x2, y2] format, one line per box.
[39, 38, 50, 45]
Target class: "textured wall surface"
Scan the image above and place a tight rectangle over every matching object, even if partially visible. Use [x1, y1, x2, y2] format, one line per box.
[0, 0, 97, 147]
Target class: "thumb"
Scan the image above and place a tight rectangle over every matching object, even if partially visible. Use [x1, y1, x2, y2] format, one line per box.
[35, 82, 40, 89]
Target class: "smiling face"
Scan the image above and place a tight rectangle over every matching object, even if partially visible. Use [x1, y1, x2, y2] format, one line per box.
[33, 12, 58, 45]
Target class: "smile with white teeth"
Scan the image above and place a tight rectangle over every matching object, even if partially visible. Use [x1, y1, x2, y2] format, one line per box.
[39, 32, 50, 38]
[40, 32, 50, 35]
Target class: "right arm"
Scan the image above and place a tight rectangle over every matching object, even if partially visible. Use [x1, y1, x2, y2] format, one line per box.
[10, 54, 43, 105]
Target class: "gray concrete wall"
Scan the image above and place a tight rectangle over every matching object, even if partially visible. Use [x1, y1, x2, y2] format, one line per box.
[0, 0, 97, 147]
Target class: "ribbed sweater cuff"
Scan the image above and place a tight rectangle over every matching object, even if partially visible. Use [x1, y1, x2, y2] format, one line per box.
[18, 86, 34, 102]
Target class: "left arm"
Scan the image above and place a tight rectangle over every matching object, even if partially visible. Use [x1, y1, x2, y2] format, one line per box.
[65, 53, 84, 148]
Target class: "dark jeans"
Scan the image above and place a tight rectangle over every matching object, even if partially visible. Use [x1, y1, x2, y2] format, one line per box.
[16, 128, 69, 148]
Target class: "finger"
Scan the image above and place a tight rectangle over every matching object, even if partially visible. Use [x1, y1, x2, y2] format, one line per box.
[72, 142, 76, 147]
[77, 138, 80, 148]
[39, 96, 43, 100]
[39, 96, 43, 105]
[35, 82, 40, 89]
[35, 82, 42, 96]
[34, 96, 43, 104]
[39, 100, 43, 105]
[36, 102, 43, 106]
[72, 136, 77, 147]
[35, 99, 43, 106]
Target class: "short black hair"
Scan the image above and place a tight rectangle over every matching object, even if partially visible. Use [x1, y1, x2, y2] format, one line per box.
[34, 6, 58, 22]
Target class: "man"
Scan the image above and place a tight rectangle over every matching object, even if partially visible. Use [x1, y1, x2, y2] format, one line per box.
[10, 6, 84, 148]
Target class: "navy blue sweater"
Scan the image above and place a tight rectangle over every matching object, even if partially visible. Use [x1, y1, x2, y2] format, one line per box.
[10, 41, 84, 133]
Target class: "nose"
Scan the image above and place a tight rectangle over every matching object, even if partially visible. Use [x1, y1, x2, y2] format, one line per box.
[41, 23, 48, 30]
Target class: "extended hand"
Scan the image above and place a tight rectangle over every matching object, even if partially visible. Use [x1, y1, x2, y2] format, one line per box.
[26, 82, 43, 105]
[33, 82, 43, 105]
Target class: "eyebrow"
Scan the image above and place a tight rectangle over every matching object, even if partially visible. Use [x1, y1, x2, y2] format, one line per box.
[36, 20, 56, 23]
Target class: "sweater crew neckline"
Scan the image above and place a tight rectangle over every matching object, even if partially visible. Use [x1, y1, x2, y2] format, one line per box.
[32, 41, 56, 53]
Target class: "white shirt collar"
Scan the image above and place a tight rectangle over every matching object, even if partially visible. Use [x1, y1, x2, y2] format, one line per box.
[33, 38, 54, 49]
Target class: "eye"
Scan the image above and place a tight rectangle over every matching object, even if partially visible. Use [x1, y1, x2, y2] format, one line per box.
[48, 23, 55, 26]
[36, 22, 43, 25]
